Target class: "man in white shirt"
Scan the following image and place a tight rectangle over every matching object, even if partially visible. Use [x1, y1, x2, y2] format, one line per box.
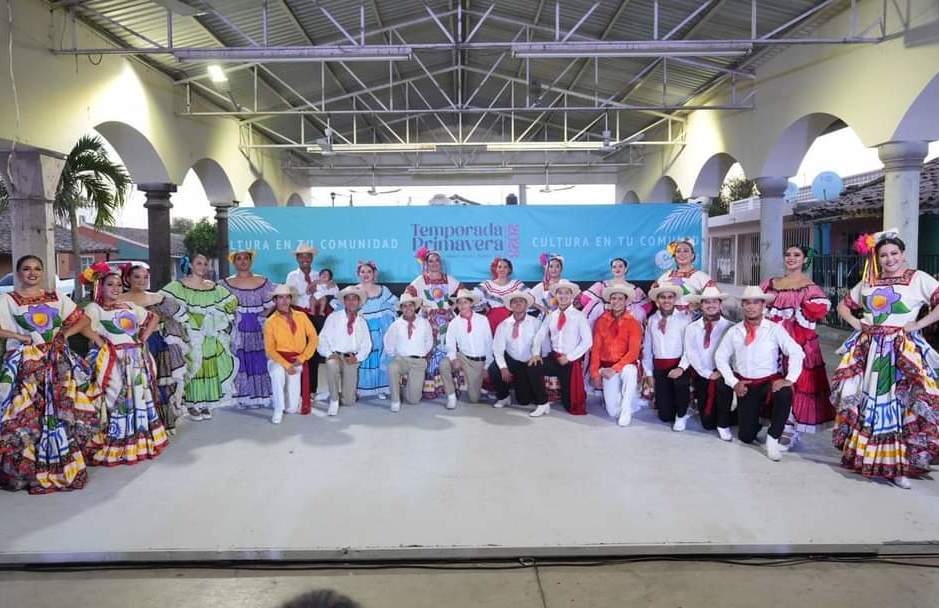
[642, 282, 693, 430]
[285, 243, 327, 399]
[317, 285, 372, 416]
[440, 289, 493, 409]
[384, 293, 434, 412]
[715, 285, 805, 461]
[532, 280, 592, 416]
[488, 291, 549, 413]
[668, 285, 735, 440]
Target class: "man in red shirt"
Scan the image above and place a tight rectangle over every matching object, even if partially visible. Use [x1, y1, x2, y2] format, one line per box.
[590, 284, 643, 426]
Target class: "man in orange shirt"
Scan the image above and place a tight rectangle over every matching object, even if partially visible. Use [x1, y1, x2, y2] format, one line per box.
[264, 284, 319, 424]
[590, 284, 643, 426]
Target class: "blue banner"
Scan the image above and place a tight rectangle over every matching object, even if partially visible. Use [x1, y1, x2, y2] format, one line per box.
[228, 204, 703, 283]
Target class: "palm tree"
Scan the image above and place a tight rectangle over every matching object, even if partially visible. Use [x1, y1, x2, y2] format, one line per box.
[1, 135, 131, 299]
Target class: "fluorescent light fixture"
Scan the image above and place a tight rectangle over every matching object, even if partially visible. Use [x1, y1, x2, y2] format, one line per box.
[512, 41, 752, 59]
[486, 142, 604, 152]
[408, 167, 514, 175]
[207, 64, 227, 83]
[305, 143, 437, 154]
[175, 46, 413, 63]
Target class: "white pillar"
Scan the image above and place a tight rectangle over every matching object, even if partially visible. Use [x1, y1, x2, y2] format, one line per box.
[517, 184, 527, 205]
[0, 149, 65, 291]
[878, 141, 928, 263]
[754, 176, 789, 280]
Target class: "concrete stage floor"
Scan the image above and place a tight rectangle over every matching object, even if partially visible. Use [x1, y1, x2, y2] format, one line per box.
[1, 391, 937, 564]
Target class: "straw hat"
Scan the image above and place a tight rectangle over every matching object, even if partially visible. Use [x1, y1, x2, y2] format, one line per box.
[338, 285, 367, 304]
[686, 285, 728, 303]
[601, 284, 634, 303]
[502, 290, 534, 308]
[649, 281, 682, 300]
[548, 279, 581, 297]
[450, 288, 480, 305]
[271, 284, 297, 300]
[396, 292, 424, 310]
[737, 285, 776, 303]
[227, 248, 256, 264]
[293, 243, 318, 257]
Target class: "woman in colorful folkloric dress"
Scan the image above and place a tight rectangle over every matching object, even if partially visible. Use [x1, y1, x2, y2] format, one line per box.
[832, 230, 939, 490]
[221, 249, 275, 409]
[651, 239, 714, 317]
[0, 255, 104, 493]
[760, 246, 834, 450]
[118, 262, 190, 435]
[473, 257, 526, 333]
[161, 254, 239, 421]
[83, 265, 167, 466]
[529, 253, 565, 319]
[581, 257, 651, 327]
[405, 248, 462, 399]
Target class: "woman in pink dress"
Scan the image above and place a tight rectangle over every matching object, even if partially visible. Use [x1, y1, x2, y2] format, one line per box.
[760, 245, 834, 450]
[580, 257, 651, 326]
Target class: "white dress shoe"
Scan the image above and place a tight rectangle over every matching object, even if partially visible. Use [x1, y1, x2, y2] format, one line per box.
[892, 476, 912, 490]
[672, 414, 690, 432]
[377, 393, 388, 400]
[446, 394, 457, 409]
[315, 390, 330, 402]
[765, 436, 783, 461]
[271, 412, 283, 424]
[493, 397, 511, 408]
[328, 401, 340, 416]
[617, 408, 632, 427]
[390, 401, 401, 413]
[717, 427, 733, 442]
[529, 403, 551, 417]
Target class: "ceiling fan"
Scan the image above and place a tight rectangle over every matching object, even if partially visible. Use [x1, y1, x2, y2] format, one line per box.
[539, 167, 575, 194]
[352, 173, 401, 196]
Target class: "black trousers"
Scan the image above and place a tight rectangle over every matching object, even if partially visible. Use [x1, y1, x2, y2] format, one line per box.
[653, 365, 690, 422]
[488, 355, 548, 406]
[689, 371, 735, 430]
[307, 313, 327, 394]
[541, 353, 573, 408]
[736, 382, 793, 443]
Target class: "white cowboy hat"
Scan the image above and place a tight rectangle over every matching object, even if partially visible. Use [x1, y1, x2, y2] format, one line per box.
[293, 243, 318, 256]
[228, 248, 256, 264]
[502, 290, 534, 308]
[396, 292, 424, 310]
[338, 285, 367, 304]
[548, 279, 581, 297]
[685, 285, 728, 303]
[271, 284, 297, 299]
[450, 288, 480, 305]
[649, 281, 682, 300]
[737, 285, 776, 303]
[601, 284, 634, 303]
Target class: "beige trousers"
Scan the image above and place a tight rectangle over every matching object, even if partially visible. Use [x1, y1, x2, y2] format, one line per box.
[440, 353, 485, 403]
[325, 357, 360, 406]
[388, 356, 428, 404]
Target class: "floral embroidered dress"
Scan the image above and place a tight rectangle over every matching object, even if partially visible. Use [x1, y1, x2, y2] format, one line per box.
[581, 279, 650, 326]
[161, 282, 239, 410]
[145, 294, 190, 430]
[473, 279, 526, 332]
[760, 278, 834, 433]
[221, 278, 275, 408]
[832, 269, 939, 479]
[0, 291, 101, 493]
[406, 273, 461, 399]
[529, 281, 560, 320]
[652, 269, 714, 316]
[86, 302, 168, 466]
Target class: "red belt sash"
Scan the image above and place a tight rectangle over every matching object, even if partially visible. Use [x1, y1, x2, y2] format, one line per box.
[735, 372, 782, 410]
[553, 351, 587, 416]
[278, 350, 312, 414]
[690, 368, 718, 417]
[653, 357, 681, 370]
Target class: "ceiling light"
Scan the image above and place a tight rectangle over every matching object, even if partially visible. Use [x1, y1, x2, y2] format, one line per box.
[512, 41, 752, 59]
[207, 64, 227, 83]
[175, 46, 413, 64]
[305, 143, 438, 154]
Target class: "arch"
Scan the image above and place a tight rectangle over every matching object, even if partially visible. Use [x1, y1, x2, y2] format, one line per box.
[759, 113, 846, 178]
[189, 158, 235, 204]
[286, 192, 306, 207]
[621, 190, 639, 204]
[649, 176, 679, 202]
[93, 121, 170, 184]
[691, 153, 740, 198]
[892, 73, 939, 142]
[248, 179, 277, 207]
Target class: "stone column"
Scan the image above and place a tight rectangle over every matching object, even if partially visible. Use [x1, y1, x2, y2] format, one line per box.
[0, 149, 65, 291]
[878, 141, 928, 263]
[754, 176, 789, 280]
[212, 200, 236, 278]
[691, 197, 713, 276]
[140, 183, 177, 290]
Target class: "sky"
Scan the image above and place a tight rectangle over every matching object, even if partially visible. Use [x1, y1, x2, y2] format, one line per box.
[108, 128, 939, 228]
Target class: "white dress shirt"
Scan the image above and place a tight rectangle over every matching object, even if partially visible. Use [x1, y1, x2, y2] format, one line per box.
[285, 268, 316, 311]
[642, 311, 692, 377]
[445, 312, 493, 360]
[492, 314, 541, 368]
[678, 316, 733, 378]
[383, 316, 434, 358]
[715, 318, 805, 387]
[533, 306, 592, 360]
[316, 309, 372, 362]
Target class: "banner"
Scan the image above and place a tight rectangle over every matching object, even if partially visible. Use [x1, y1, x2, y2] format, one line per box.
[228, 204, 704, 283]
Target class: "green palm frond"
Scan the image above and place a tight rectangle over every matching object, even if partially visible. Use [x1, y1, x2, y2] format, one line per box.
[55, 134, 131, 228]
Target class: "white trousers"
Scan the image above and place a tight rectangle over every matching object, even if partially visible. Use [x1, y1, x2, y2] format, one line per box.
[601, 364, 639, 418]
[269, 360, 301, 416]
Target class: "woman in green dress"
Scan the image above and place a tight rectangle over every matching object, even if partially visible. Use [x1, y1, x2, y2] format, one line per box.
[161, 255, 238, 421]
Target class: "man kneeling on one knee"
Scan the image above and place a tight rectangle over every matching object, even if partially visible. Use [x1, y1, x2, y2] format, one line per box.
[590, 285, 642, 427]
[317, 285, 372, 416]
[488, 291, 549, 415]
[642, 281, 693, 430]
[714, 285, 805, 461]
[440, 289, 492, 409]
[264, 284, 319, 424]
[384, 293, 433, 412]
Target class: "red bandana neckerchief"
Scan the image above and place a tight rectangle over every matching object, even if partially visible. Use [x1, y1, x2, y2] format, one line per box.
[658, 314, 669, 335]
[512, 315, 525, 339]
[557, 306, 569, 331]
[280, 310, 297, 334]
[703, 317, 717, 348]
[460, 310, 473, 332]
[347, 310, 357, 335]
[404, 315, 416, 339]
[744, 319, 761, 346]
